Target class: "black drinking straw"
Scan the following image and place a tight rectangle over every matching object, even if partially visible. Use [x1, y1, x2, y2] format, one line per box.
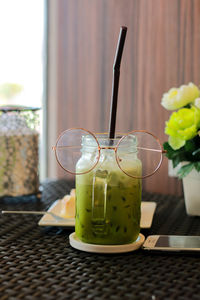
[108, 26, 127, 140]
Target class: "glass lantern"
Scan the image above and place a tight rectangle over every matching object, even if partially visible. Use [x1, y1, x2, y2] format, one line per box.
[0, 105, 40, 197]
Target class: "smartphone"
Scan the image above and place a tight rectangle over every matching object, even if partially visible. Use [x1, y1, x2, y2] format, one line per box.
[143, 235, 200, 252]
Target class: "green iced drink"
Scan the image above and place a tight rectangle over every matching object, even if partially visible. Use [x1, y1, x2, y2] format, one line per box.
[75, 135, 142, 245]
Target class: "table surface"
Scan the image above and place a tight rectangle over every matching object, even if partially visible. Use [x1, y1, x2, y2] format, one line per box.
[0, 179, 199, 300]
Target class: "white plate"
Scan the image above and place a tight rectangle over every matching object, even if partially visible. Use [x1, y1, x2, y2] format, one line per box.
[38, 200, 156, 228]
[69, 232, 145, 253]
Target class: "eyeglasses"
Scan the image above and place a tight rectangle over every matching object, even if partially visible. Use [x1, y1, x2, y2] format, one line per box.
[53, 128, 166, 179]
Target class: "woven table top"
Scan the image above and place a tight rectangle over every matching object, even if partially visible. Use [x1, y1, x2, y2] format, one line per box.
[0, 179, 199, 300]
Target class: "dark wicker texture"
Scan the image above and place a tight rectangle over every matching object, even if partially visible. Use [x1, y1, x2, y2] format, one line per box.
[0, 179, 200, 300]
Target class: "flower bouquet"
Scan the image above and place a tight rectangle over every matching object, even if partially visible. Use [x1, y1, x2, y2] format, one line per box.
[161, 82, 200, 178]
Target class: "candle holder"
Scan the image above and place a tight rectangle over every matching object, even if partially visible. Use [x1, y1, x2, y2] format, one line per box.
[0, 105, 40, 197]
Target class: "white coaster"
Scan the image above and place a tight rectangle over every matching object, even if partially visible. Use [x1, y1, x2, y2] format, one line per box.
[69, 232, 145, 254]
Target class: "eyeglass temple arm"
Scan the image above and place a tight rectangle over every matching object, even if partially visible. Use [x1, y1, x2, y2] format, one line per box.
[136, 147, 167, 153]
[52, 145, 82, 150]
[52, 145, 167, 153]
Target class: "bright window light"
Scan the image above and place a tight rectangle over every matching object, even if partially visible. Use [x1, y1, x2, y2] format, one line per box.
[0, 0, 44, 108]
[0, 0, 46, 179]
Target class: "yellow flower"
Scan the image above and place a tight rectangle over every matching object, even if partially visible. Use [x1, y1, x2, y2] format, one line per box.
[165, 106, 200, 149]
[161, 82, 200, 110]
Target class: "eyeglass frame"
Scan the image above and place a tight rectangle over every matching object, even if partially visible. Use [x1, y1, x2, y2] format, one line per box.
[53, 127, 166, 179]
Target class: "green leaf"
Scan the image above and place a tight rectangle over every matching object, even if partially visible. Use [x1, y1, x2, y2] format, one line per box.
[172, 156, 182, 168]
[164, 142, 187, 167]
[163, 142, 174, 156]
[192, 148, 200, 156]
[183, 104, 191, 109]
[177, 163, 194, 179]
[194, 162, 200, 172]
[185, 139, 196, 152]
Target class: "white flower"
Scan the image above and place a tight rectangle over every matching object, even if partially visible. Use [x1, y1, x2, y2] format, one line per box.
[194, 98, 200, 109]
[161, 82, 200, 110]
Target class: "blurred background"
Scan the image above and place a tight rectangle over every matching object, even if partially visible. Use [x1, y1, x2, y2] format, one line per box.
[1, 0, 200, 195]
[0, 0, 45, 179]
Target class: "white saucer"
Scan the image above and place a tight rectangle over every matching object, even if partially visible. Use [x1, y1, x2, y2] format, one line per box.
[38, 200, 156, 229]
[69, 232, 145, 253]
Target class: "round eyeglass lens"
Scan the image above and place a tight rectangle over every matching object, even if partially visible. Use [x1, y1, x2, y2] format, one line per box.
[116, 130, 163, 179]
[55, 128, 100, 175]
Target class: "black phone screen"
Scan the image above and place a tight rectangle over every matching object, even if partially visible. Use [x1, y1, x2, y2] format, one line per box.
[155, 236, 200, 248]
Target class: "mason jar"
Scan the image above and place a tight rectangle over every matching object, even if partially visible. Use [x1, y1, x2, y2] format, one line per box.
[75, 134, 142, 245]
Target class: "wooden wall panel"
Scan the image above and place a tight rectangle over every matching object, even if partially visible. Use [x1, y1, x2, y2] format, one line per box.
[48, 0, 200, 195]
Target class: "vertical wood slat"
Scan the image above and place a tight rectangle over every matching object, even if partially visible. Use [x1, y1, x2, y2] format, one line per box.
[48, 0, 200, 194]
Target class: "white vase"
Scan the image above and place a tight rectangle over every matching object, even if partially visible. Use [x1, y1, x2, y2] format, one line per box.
[182, 168, 200, 216]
